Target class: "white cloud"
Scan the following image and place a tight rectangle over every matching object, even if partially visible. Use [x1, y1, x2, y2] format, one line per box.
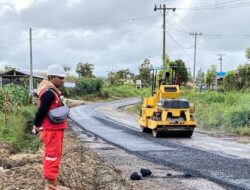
[0, 0, 249, 77]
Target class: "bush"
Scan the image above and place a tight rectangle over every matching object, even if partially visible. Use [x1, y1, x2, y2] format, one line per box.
[201, 92, 225, 103]
[60, 86, 77, 98]
[102, 84, 151, 98]
[225, 106, 250, 128]
[224, 93, 238, 105]
[182, 89, 250, 135]
[0, 84, 29, 111]
[77, 78, 103, 95]
[192, 102, 224, 129]
[238, 63, 250, 88]
[62, 78, 103, 98]
[0, 85, 39, 152]
[223, 72, 238, 91]
[20, 106, 37, 132]
[0, 106, 40, 152]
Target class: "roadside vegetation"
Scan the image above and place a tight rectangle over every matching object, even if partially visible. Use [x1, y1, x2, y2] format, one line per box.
[62, 60, 153, 100]
[0, 85, 39, 152]
[62, 80, 151, 101]
[183, 89, 250, 135]
[102, 84, 151, 99]
[189, 52, 250, 135]
[61, 77, 107, 101]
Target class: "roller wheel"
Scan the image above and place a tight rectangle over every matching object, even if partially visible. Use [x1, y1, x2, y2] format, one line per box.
[174, 130, 193, 138]
[140, 125, 152, 133]
[183, 130, 193, 138]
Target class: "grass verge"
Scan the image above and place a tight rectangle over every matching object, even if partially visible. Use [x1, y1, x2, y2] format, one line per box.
[102, 84, 151, 99]
[183, 90, 250, 135]
[0, 105, 40, 152]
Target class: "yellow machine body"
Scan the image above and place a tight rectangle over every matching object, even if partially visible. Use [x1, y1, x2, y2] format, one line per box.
[139, 84, 196, 138]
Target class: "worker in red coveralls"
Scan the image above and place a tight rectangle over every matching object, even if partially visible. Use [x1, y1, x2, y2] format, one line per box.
[32, 64, 69, 190]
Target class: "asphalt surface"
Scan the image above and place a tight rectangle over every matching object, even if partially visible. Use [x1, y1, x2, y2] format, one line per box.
[69, 98, 250, 190]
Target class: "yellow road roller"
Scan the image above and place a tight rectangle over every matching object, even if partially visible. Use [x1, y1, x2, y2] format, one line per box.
[139, 66, 196, 138]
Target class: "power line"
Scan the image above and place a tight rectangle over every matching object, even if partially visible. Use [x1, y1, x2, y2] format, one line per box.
[169, 14, 193, 33]
[177, 0, 250, 11]
[202, 34, 250, 39]
[165, 26, 250, 40]
[0, 39, 28, 50]
[165, 22, 250, 39]
[168, 33, 193, 50]
[184, 1, 250, 10]
[32, 26, 250, 42]
[168, 33, 194, 66]
[168, 14, 189, 34]
[32, 15, 161, 30]
[32, 24, 161, 41]
[2, 26, 250, 49]
[189, 0, 246, 9]
[194, 1, 250, 10]
[196, 41, 222, 69]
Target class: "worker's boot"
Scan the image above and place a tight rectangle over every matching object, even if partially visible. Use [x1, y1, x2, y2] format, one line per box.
[57, 185, 70, 190]
[45, 179, 57, 190]
[45, 179, 69, 190]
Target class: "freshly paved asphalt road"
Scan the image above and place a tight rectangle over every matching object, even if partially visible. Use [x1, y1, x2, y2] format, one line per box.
[69, 98, 250, 190]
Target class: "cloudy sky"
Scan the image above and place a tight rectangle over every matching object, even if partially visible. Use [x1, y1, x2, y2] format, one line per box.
[0, 0, 249, 76]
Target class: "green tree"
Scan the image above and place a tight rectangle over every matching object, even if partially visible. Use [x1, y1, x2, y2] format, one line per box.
[169, 59, 188, 85]
[238, 63, 250, 88]
[114, 69, 134, 84]
[223, 71, 238, 91]
[205, 65, 217, 88]
[141, 58, 151, 69]
[139, 59, 151, 85]
[107, 71, 116, 85]
[196, 69, 205, 86]
[76, 63, 94, 78]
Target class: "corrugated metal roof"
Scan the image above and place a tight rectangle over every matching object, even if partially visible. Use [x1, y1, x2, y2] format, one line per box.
[0, 69, 46, 79]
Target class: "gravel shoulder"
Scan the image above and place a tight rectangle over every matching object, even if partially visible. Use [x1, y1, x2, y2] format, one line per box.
[0, 131, 137, 190]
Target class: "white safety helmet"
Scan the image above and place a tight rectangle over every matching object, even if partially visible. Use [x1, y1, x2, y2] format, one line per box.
[47, 64, 66, 78]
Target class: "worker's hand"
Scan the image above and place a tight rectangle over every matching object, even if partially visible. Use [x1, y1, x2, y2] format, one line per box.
[32, 125, 41, 135]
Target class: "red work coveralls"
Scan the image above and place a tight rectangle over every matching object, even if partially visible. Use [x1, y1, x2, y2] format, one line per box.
[39, 88, 68, 180]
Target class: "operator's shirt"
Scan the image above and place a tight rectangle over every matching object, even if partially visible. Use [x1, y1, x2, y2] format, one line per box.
[34, 90, 55, 128]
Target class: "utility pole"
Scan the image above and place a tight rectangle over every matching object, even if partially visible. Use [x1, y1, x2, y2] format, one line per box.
[154, 4, 176, 66]
[190, 32, 202, 83]
[217, 53, 225, 72]
[29, 28, 34, 104]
